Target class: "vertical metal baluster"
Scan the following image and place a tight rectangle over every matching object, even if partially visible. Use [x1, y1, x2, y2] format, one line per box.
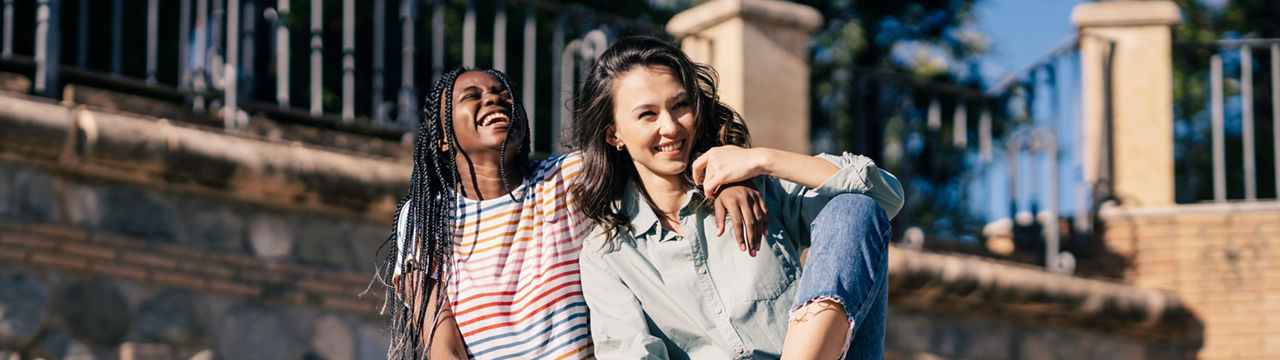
[226, 0, 239, 129]
[2, 0, 12, 56]
[275, 0, 289, 107]
[926, 97, 941, 130]
[1211, 54, 1226, 202]
[241, 1, 254, 93]
[45, 0, 60, 96]
[373, 0, 385, 124]
[953, 102, 967, 147]
[310, 0, 322, 116]
[1007, 132, 1019, 218]
[36, 0, 48, 87]
[1272, 44, 1280, 199]
[194, 0, 208, 109]
[979, 107, 992, 163]
[147, 0, 159, 83]
[549, 15, 565, 149]
[493, 0, 505, 71]
[342, 0, 354, 122]
[77, 0, 87, 67]
[111, 0, 122, 74]
[557, 39, 579, 154]
[462, 0, 474, 68]
[399, 0, 418, 126]
[522, 5, 536, 151]
[431, 0, 443, 83]
[180, 0, 192, 89]
[1041, 129, 1063, 273]
[1241, 46, 1256, 201]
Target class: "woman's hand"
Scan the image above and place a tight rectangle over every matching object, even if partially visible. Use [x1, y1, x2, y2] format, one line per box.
[712, 182, 769, 257]
[692, 145, 766, 197]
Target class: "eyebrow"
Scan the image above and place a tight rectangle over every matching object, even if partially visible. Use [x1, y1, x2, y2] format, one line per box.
[630, 91, 687, 112]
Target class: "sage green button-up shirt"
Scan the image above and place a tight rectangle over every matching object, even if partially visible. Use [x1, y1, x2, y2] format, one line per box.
[579, 153, 904, 360]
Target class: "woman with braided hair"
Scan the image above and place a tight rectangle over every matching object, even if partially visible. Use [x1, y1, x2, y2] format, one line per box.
[380, 67, 770, 359]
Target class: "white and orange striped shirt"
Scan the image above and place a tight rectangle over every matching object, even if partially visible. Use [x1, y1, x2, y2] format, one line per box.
[394, 153, 593, 360]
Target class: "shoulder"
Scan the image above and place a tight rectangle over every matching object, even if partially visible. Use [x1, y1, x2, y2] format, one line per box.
[530, 152, 584, 183]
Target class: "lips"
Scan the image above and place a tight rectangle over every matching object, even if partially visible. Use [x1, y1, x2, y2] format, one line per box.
[478, 110, 511, 128]
[653, 140, 684, 154]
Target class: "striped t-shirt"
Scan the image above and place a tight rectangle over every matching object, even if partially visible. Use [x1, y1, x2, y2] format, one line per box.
[394, 153, 593, 359]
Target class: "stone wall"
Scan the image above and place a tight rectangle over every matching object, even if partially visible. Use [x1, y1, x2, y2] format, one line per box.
[886, 308, 1188, 360]
[0, 162, 391, 360]
[1101, 203, 1280, 360]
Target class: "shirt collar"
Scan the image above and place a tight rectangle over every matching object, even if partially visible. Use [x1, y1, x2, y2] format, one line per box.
[620, 179, 706, 241]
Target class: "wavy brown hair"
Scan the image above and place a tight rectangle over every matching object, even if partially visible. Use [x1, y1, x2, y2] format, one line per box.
[569, 36, 750, 243]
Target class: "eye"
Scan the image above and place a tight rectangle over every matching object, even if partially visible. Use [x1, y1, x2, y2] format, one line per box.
[673, 100, 690, 110]
[638, 111, 657, 120]
[460, 92, 480, 101]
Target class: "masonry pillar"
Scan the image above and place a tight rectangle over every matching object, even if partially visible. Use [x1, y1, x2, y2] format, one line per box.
[1073, 1, 1180, 207]
[667, 0, 822, 154]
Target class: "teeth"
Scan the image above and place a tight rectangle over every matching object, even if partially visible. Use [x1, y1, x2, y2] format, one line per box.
[657, 143, 681, 152]
[481, 113, 509, 126]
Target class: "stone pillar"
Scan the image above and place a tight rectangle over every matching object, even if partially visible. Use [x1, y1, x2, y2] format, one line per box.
[667, 0, 821, 154]
[1072, 1, 1180, 207]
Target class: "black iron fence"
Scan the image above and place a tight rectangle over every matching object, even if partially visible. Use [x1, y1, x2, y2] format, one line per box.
[1174, 38, 1280, 203]
[0, 0, 669, 155]
[812, 35, 1107, 274]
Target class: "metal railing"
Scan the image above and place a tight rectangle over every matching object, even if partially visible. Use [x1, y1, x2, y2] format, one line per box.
[0, 0, 667, 154]
[1188, 39, 1280, 203]
[813, 35, 1099, 274]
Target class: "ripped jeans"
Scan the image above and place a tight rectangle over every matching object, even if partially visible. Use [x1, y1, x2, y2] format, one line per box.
[790, 193, 890, 359]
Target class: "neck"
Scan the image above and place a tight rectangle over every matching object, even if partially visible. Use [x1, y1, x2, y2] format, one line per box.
[633, 165, 689, 218]
[455, 153, 524, 201]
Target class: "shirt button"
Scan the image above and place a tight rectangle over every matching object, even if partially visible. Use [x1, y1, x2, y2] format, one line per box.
[735, 346, 745, 354]
[698, 267, 707, 275]
[715, 307, 723, 314]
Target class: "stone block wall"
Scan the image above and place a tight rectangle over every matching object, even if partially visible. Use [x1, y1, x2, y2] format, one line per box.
[1101, 203, 1280, 360]
[886, 308, 1187, 360]
[0, 161, 392, 360]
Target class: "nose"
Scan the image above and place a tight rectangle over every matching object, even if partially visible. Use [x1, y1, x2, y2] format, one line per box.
[482, 92, 501, 106]
[657, 111, 680, 137]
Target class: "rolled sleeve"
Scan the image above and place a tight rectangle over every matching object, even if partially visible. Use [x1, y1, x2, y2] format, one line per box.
[579, 248, 669, 360]
[811, 153, 905, 219]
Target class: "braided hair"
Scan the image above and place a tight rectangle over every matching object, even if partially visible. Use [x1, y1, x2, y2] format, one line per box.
[377, 67, 531, 359]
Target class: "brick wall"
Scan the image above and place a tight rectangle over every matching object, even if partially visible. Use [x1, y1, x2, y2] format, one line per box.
[1102, 203, 1280, 360]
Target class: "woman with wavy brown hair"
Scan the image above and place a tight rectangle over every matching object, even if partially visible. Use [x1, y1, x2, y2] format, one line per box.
[571, 36, 905, 359]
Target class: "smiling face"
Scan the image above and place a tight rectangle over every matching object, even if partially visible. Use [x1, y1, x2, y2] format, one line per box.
[444, 71, 521, 164]
[608, 65, 696, 184]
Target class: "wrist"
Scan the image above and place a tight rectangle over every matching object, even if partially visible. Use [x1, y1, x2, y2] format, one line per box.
[752, 148, 774, 177]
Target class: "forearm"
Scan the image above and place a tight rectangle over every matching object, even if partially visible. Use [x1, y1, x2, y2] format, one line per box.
[403, 270, 468, 359]
[755, 148, 839, 189]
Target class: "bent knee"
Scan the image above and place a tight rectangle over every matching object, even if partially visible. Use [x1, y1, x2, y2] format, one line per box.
[816, 193, 886, 223]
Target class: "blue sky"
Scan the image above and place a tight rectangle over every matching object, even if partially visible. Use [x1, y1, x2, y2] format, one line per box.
[977, 0, 1088, 84]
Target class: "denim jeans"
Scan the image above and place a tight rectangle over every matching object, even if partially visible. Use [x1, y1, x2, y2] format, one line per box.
[790, 193, 891, 359]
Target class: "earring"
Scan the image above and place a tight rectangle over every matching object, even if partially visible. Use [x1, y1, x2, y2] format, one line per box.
[616, 143, 624, 151]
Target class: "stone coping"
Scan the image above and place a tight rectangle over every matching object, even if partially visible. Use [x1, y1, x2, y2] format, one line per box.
[1099, 200, 1280, 219]
[0, 92, 409, 222]
[667, 0, 823, 37]
[0, 220, 384, 317]
[1071, 1, 1181, 28]
[889, 246, 1199, 342]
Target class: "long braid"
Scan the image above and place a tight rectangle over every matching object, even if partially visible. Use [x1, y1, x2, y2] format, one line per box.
[380, 67, 466, 360]
[485, 69, 532, 203]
